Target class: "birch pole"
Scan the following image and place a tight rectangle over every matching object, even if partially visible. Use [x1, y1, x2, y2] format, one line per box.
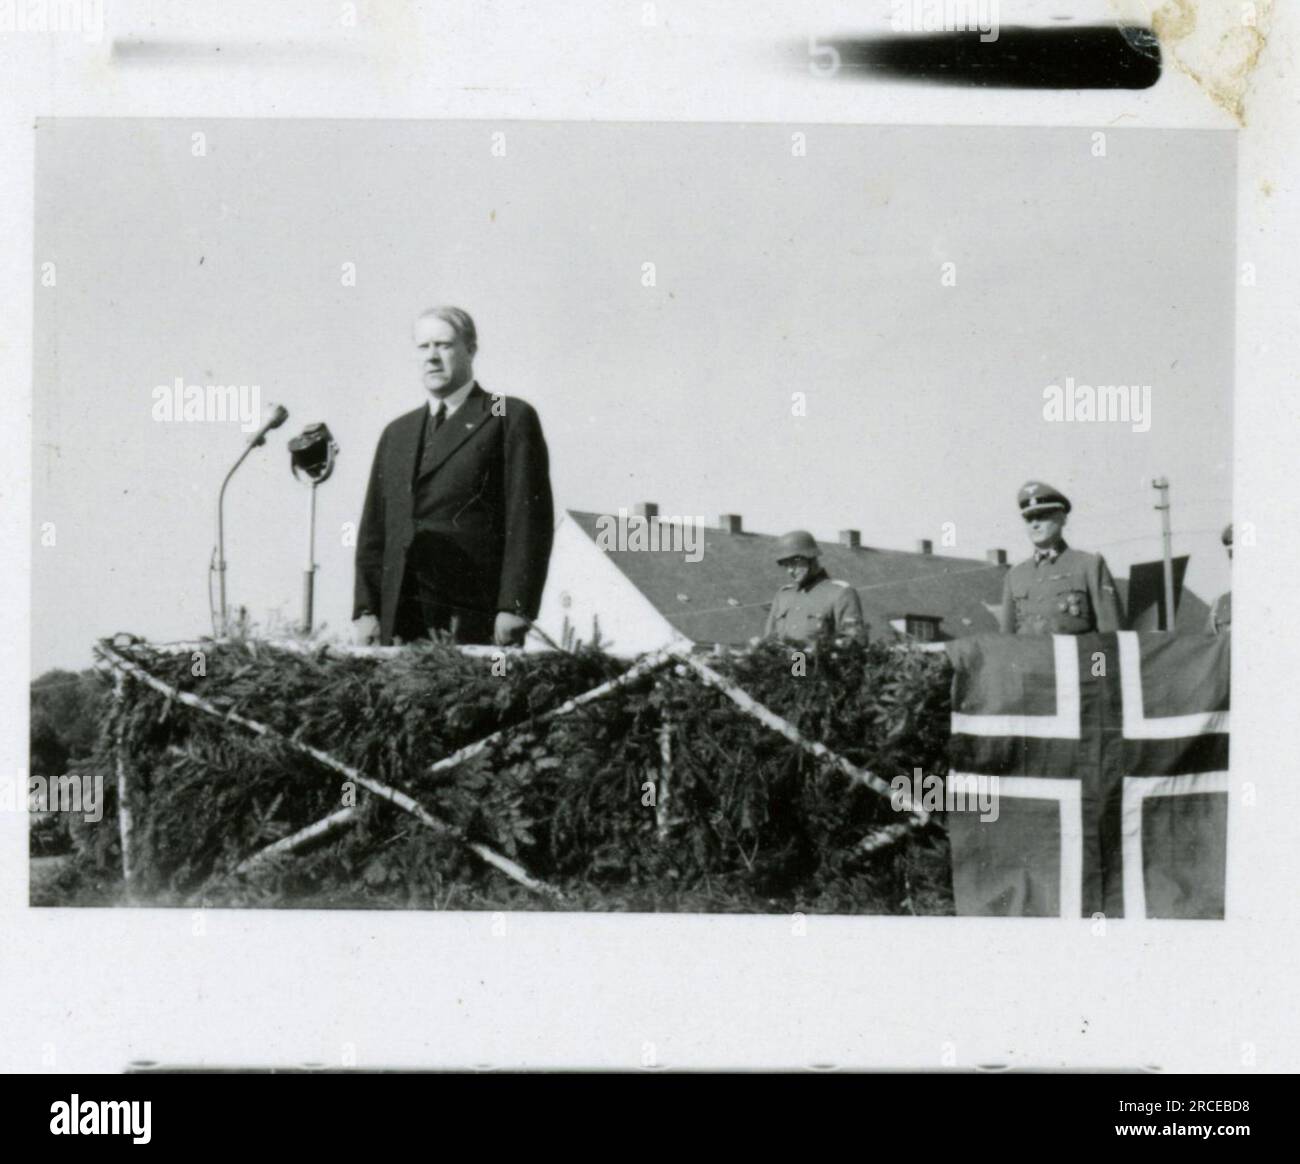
[95, 641, 560, 900]
[112, 672, 134, 902]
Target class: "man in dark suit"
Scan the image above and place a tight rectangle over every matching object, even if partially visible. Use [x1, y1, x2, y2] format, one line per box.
[352, 306, 554, 647]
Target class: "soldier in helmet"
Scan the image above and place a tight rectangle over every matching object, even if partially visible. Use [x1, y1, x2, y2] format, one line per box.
[1208, 523, 1232, 635]
[999, 482, 1124, 635]
[763, 530, 867, 644]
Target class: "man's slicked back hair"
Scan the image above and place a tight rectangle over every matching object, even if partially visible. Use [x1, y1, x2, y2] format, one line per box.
[416, 305, 478, 355]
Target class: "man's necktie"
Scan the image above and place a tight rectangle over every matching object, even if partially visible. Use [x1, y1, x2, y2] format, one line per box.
[418, 402, 448, 479]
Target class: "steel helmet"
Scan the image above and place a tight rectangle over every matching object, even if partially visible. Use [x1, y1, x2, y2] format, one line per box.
[774, 530, 820, 563]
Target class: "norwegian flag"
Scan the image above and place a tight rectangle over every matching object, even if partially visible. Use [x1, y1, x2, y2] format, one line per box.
[943, 632, 1230, 919]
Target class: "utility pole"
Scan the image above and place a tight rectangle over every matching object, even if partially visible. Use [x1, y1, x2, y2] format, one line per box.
[1151, 476, 1176, 631]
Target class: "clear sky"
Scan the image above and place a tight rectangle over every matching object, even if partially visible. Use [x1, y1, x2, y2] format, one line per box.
[31, 119, 1234, 674]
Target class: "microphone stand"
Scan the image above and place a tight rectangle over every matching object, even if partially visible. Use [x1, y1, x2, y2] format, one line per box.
[302, 479, 318, 635]
[216, 412, 286, 636]
[288, 425, 338, 635]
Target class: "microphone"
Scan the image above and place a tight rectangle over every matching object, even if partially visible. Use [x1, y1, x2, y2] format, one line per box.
[248, 403, 290, 448]
[215, 402, 290, 634]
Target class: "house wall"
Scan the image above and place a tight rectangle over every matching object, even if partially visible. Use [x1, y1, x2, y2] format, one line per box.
[534, 515, 687, 656]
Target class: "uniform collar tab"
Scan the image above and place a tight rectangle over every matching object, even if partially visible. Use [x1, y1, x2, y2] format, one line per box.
[799, 566, 828, 591]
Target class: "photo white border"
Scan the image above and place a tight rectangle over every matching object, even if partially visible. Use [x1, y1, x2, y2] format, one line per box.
[2, 1, 1297, 1073]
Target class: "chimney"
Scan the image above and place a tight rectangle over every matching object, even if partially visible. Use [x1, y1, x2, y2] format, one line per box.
[916, 539, 933, 555]
[719, 514, 743, 534]
[839, 529, 861, 549]
[986, 548, 1007, 565]
[632, 502, 659, 519]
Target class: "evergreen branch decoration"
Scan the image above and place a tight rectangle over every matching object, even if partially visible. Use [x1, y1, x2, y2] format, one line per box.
[49, 635, 957, 914]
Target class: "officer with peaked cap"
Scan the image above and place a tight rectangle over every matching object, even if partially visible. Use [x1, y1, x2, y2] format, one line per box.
[1208, 523, 1232, 635]
[999, 482, 1125, 635]
[764, 530, 867, 644]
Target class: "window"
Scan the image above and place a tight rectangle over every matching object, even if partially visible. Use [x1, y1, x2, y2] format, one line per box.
[901, 615, 941, 641]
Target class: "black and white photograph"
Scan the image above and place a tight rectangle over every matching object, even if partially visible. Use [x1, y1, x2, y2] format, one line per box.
[29, 117, 1236, 921]
[3, 0, 1299, 1100]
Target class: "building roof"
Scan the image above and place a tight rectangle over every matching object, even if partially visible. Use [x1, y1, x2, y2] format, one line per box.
[567, 510, 1009, 645]
[1117, 564, 1212, 634]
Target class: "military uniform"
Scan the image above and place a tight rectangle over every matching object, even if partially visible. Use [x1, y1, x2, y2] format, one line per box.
[764, 567, 866, 644]
[1000, 545, 1124, 635]
[1207, 591, 1231, 635]
[1208, 522, 1232, 635]
[1000, 480, 1124, 636]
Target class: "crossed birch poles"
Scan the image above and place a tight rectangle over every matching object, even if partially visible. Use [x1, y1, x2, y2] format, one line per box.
[94, 636, 933, 904]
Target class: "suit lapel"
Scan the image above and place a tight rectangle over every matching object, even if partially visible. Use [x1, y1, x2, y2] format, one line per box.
[389, 405, 427, 493]
[415, 384, 493, 483]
